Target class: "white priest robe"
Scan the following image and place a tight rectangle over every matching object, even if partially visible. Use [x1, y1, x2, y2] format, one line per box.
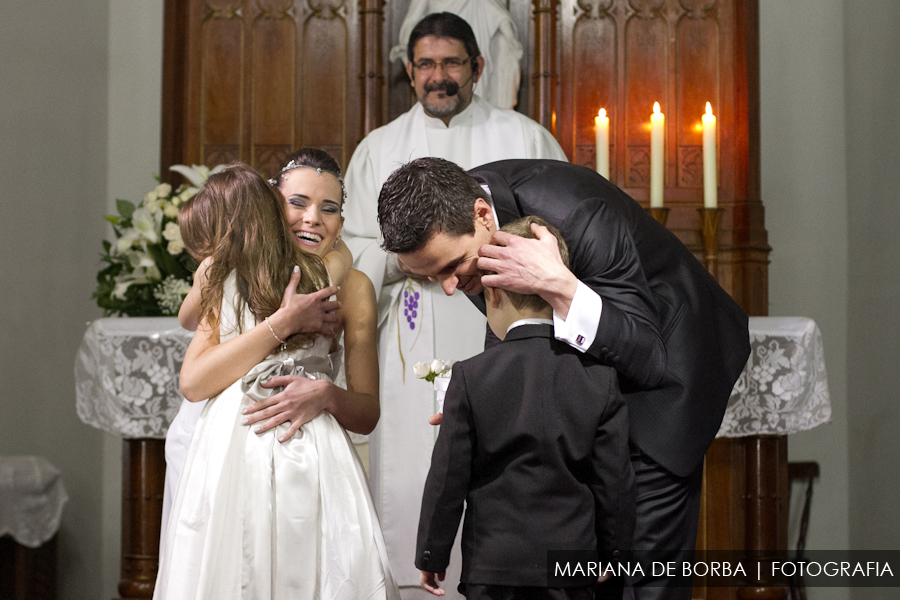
[343, 95, 567, 595]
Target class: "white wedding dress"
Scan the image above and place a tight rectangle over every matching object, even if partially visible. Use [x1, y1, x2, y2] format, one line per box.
[154, 273, 399, 600]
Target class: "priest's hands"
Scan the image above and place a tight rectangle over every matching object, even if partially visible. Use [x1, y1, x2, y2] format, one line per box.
[477, 222, 579, 319]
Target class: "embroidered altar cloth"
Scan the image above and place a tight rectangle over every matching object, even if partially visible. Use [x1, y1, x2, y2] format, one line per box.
[0, 456, 68, 548]
[716, 317, 832, 438]
[75, 317, 190, 439]
[74, 316, 831, 440]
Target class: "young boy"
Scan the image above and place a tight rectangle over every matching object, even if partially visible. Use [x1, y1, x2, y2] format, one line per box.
[415, 216, 635, 600]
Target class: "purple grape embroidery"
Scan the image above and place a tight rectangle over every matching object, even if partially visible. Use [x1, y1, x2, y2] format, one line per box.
[403, 281, 420, 331]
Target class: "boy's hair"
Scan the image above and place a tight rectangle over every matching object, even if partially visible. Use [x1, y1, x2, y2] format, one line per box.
[496, 216, 569, 313]
[181, 163, 329, 350]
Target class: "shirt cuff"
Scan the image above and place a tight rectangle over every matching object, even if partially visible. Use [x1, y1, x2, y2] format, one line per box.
[553, 281, 602, 352]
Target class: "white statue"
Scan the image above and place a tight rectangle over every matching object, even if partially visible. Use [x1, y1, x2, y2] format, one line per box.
[389, 0, 523, 109]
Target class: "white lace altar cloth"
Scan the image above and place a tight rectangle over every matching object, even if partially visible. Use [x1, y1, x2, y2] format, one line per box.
[75, 317, 191, 439]
[716, 317, 832, 438]
[0, 456, 69, 548]
[74, 317, 831, 440]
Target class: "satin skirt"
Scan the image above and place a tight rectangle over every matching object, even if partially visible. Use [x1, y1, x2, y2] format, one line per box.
[154, 356, 399, 600]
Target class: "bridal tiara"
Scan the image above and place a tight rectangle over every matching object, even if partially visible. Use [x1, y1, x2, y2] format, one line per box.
[267, 160, 347, 203]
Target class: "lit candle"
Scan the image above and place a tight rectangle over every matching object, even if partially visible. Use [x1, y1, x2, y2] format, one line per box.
[595, 108, 610, 179]
[702, 102, 718, 209]
[650, 102, 664, 208]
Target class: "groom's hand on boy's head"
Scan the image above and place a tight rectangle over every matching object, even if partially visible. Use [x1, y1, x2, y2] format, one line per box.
[477, 223, 565, 296]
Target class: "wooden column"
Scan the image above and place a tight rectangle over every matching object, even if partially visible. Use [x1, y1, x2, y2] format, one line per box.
[532, 0, 558, 133]
[359, 0, 386, 138]
[736, 436, 789, 600]
[117, 440, 165, 600]
[0, 535, 57, 600]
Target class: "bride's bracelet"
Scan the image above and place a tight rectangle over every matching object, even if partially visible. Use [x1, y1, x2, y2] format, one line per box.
[264, 317, 288, 351]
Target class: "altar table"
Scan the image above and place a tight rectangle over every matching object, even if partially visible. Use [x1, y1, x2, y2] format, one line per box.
[0, 455, 68, 600]
[75, 315, 831, 599]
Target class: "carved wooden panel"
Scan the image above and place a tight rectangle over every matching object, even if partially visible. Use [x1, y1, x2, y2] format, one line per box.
[556, 0, 767, 320]
[162, 0, 363, 178]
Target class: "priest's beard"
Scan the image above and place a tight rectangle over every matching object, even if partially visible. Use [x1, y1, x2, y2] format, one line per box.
[420, 86, 469, 120]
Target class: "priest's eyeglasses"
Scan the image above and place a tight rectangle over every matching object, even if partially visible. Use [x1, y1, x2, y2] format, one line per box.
[412, 57, 471, 74]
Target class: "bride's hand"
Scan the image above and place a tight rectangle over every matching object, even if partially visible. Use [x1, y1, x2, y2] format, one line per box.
[269, 266, 341, 338]
[243, 375, 334, 441]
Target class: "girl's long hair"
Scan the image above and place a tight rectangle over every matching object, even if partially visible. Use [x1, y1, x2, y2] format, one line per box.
[179, 183, 224, 262]
[180, 164, 329, 350]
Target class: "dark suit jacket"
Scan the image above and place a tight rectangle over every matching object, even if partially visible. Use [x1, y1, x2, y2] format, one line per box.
[416, 324, 635, 587]
[469, 160, 751, 477]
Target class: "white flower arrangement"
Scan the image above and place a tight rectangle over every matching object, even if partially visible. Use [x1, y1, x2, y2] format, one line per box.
[414, 359, 453, 382]
[94, 164, 224, 316]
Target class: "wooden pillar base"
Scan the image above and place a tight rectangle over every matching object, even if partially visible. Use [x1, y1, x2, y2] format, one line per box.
[118, 439, 165, 600]
[736, 435, 789, 600]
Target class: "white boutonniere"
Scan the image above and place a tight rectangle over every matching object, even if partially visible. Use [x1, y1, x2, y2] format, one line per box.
[414, 359, 454, 413]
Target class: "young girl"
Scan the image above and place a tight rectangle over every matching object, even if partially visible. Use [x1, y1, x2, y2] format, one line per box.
[154, 164, 397, 599]
[158, 174, 347, 551]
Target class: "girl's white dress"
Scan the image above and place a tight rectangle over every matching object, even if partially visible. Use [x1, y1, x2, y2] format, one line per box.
[154, 274, 399, 600]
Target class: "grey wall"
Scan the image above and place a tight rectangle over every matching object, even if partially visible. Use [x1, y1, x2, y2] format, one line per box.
[0, 1, 111, 598]
[761, 1, 900, 599]
[844, 0, 900, 588]
[0, 1, 162, 598]
[760, 2, 850, 590]
[100, 2, 165, 595]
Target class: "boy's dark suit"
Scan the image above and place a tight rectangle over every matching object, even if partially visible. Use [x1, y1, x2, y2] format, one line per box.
[469, 160, 750, 479]
[465, 160, 751, 596]
[416, 324, 635, 594]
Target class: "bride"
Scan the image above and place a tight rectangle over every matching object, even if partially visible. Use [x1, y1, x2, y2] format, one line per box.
[154, 164, 398, 599]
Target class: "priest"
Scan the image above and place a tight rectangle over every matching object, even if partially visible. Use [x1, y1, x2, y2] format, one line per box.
[342, 11, 566, 598]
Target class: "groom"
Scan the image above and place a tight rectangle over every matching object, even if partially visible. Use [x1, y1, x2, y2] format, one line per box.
[377, 157, 751, 599]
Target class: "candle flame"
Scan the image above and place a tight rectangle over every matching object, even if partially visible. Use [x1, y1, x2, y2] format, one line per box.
[705, 102, 713, 116]
[598, 108, 607, 118]
[653, 102, 661, 114]
[694, 123, 703, 132]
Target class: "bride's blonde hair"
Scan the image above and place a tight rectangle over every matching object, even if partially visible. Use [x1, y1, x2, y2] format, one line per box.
[180, 164, 329, 350]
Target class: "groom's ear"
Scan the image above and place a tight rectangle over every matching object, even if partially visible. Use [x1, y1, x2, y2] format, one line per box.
[473, 198, 494, 231]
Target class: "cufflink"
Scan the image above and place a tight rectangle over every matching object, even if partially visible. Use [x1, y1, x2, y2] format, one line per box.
[576, 334, 585, 345]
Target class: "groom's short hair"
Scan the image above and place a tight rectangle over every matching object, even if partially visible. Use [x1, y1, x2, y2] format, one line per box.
[378, 157, 485, 254]
[496, 216, 569, 313]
